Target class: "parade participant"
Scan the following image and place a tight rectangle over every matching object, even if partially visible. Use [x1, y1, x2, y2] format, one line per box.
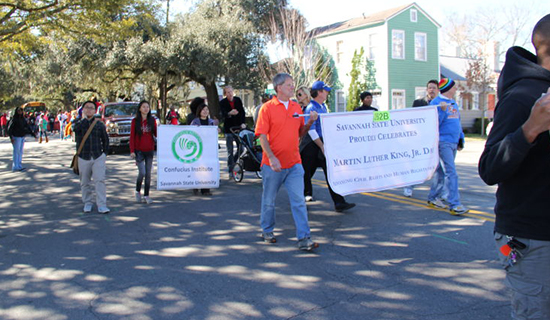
[220, 85, 246, 174]
[186, 97, 203, 125]
[404, 80, 439, 197]
[166, 105, 180, 125]
[354, 91, 378, 111]
[37, 113, 49, 143]
[8, 106, 36, 171]
[428, 78, 468, 215]
[130, 101, 157, 204]
[295, 86, 311, 112]
[300, 80, 355, 212]
[0, 112, 7, 137]
[479, 14, 550, 319]
[255, 73, 319, 251]
[191, 101, 220, 196]
[74, 101, 110, 214]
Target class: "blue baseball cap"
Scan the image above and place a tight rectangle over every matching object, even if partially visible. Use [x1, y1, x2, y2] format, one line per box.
[311, 81, 331, 92]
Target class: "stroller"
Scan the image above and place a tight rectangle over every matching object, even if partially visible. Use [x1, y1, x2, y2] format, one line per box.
[230, 127, 263, 182]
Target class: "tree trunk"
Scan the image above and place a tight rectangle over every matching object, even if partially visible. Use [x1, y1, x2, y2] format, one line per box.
[203, 80, 220, 121]
[159, 75, 167, 124]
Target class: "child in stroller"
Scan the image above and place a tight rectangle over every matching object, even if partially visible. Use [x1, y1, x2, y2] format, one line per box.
[229, 126, 262, 182]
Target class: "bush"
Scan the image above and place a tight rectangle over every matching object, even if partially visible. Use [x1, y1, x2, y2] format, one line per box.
[473, 118, 491, 134]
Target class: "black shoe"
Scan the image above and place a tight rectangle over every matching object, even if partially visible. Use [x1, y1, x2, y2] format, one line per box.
[335, 202, 356, 212]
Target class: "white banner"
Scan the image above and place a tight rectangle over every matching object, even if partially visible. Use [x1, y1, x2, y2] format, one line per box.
[321, 106, 439, 195]
[157, 125, 220, 190]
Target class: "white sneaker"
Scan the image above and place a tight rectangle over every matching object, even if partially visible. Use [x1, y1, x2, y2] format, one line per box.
[83, 203, 93, 213]
[305, 195, 314, 202]
[403, 187, 413, 197]
[98, 206, 110, 214]
[144, 196, 153, 204]
[135, 191, 142, 203]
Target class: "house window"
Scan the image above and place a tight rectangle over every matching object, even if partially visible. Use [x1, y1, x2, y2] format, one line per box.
[336, 40, 344, 64]
[392, 30, 405, 60]
[335, 90, 346, 112]
[410, 9, 418, 22]
[369, 34, 377, 60]
[472, 92, 480, 110]
[414, 32, 427, 61]
[391, 90, 406, 109]
[415, 87, 425, 100]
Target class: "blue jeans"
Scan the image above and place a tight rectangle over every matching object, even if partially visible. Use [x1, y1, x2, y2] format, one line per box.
[261, 164, 311, 240]
[12, 137, 25, 170]
[428, 141, 461, 208]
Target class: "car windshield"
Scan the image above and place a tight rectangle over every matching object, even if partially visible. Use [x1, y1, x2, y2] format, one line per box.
[104, 104, 137, 117]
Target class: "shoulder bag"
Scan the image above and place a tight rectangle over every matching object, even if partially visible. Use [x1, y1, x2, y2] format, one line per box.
[70, 119, 98, 175]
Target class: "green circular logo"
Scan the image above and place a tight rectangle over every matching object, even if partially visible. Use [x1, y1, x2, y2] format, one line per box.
[172, 130, 203, 163]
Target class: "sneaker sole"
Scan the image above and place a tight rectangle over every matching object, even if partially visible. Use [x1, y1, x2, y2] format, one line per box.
[299, 242, 319, 251]
[450, 210, 469, 216]
[428, 203, 447, 209]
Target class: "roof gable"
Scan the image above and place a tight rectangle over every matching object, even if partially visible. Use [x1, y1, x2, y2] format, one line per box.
[311, 3, 440, 38]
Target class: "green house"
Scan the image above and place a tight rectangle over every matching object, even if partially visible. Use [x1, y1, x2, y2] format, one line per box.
[312, 3, 440, 111]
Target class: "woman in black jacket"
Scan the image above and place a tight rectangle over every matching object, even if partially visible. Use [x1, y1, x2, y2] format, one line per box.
[8, 106, 35, 171]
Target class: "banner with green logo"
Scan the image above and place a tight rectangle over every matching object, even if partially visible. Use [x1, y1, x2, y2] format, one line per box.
[157, 125, 220, 190]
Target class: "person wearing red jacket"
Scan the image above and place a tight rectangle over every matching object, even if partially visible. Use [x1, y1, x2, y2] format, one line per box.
[130, 101, 157, 204]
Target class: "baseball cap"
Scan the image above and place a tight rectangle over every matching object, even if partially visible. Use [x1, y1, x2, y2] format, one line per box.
[311, 81, 331, 92]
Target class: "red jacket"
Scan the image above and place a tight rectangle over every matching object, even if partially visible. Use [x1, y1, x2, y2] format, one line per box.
[0, 114, 6, 126]
[130, 118, 157, 153]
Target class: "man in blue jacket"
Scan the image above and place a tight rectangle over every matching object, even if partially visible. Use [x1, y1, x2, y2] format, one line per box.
[428, 78, 468, 215]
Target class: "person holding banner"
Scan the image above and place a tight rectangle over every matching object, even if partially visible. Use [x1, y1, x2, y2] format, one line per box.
[428, 79, 468, 215]
[300, 81, 356, 212]
[130, 101, 157, 204]
[404, 80, 439, 197]
[479, 14, 550, 319]
[255, 73, 319, 251]
[190, 100, 220, 196]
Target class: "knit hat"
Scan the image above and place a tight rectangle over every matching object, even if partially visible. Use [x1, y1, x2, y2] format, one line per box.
[438, 78, 455, 93]
[360, 91, 372, 101]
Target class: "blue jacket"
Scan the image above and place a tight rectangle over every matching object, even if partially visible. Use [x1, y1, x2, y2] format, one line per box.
[430, 94, 464, 144]
[304, 100, 327, 139]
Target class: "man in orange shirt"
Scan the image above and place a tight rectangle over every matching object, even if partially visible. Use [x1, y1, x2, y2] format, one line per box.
[255, 73, 319, 251]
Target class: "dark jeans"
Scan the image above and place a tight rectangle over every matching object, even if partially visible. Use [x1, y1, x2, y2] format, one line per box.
[225, 133, 242, 172]
[136, 151, 154, 196]
[1, 125, 6, 137]
[300, 141, 345, 205]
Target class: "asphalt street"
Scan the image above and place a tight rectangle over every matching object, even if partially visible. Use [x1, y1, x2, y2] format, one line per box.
[0, 133, 507, 320]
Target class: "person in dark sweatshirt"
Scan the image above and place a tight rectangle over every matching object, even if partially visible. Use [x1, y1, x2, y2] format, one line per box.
[478, 14, 550, 320]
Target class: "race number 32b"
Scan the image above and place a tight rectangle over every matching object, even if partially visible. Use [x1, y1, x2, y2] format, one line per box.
[373, 111, 390, 122]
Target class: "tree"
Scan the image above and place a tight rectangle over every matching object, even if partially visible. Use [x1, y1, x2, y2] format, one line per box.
[0, 0, 159, 50]
[346, 47, 378, 111]
[264, 6, 337, 91]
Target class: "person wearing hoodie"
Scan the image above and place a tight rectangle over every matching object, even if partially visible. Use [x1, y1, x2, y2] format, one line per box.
[478, 14, 550, 320]
[427, 78, 468, 215]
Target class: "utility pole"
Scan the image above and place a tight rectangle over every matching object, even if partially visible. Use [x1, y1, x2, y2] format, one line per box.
[166, 0, 170, 25]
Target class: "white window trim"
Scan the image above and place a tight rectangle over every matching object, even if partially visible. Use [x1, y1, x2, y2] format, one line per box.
[414, 87, 425, 100]
[410, 9, 418, 22]
[391, 89, 406, 110]
[472, 91, 480, 110]
[392, 30, 405, 60]
[336, 89, 346, 112]
[414, 32, 427, 61]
